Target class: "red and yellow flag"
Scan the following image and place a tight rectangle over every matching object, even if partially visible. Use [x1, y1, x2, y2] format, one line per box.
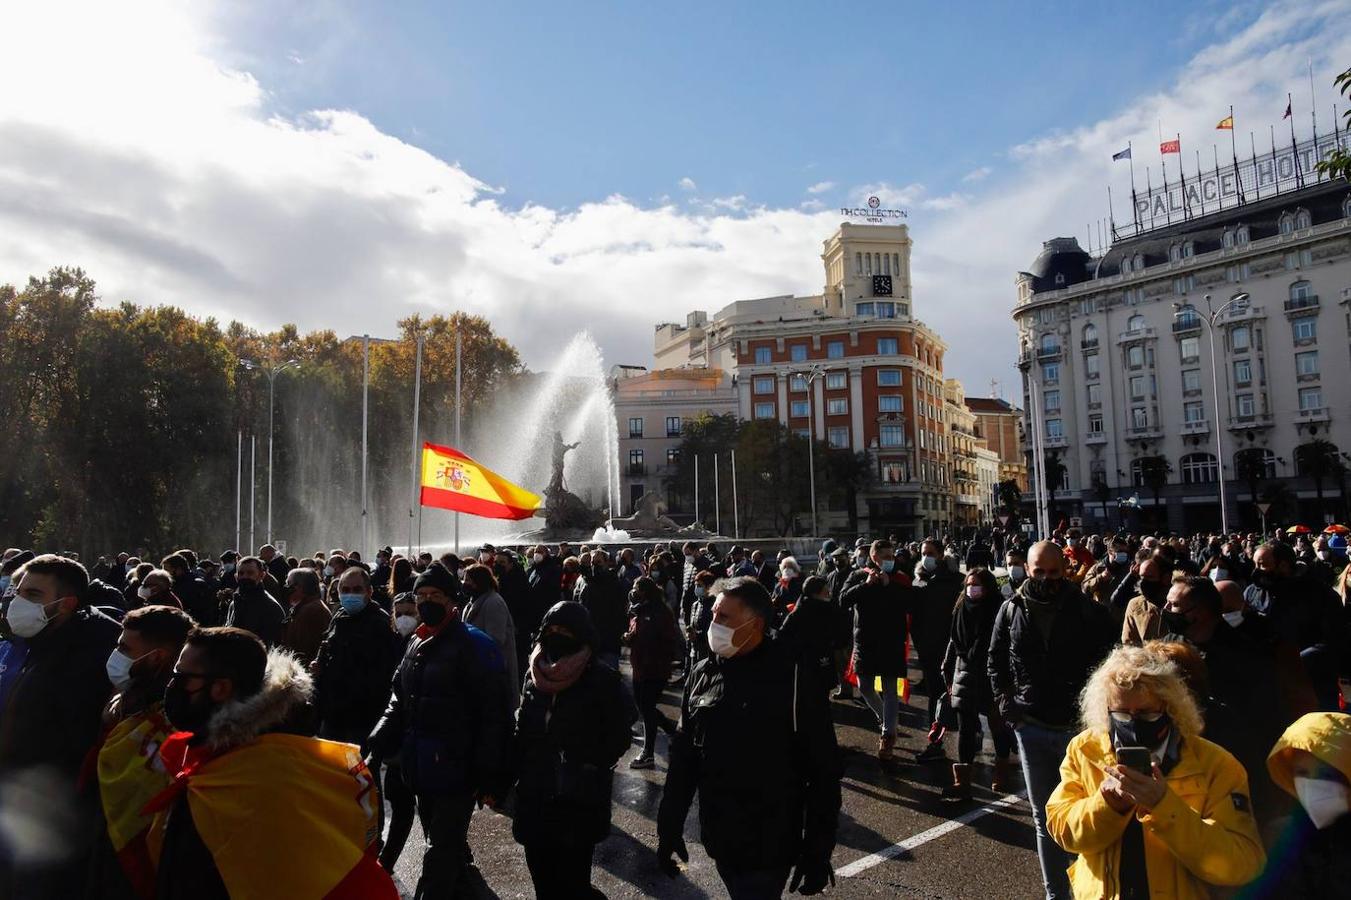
[1216, 115, 1234, 130]
[420, 441, 542, 520]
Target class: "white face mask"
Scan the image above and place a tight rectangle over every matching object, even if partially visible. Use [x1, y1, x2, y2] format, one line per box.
[6, 596, 55, 638]
[1294, 776, 1351, 829]
[1009, 565, 1026, 582]
[1210, 569, 1228, 583]
[922, 556, 939, 572]
[394, 614, 418, 636]
[137, 585, 155, 601]
[707, 620, 749, 658]
[966, 585, 984, 600]
[323, 566, 334, 578]
[1222, 609, 1245, 627]
[105, 648, 150, 691]
[532, 553, 544, 564]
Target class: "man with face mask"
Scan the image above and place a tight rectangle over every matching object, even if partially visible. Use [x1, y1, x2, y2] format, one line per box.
[93, 605, 194, 898]
[1002, 548, 1027, 600]
[657, 578, 841, 897]
[1121, 554, 1174, 646]
[913, 540, 964, 760]
[0, 555, 120, 898]
[841, 540, 913, 766]
[223, 557, 286, 649]
[368, 562, 513, 898]
[312, 567, 398, 750]
[988, 541, 1113, 900]
[280, 567, 332, 666]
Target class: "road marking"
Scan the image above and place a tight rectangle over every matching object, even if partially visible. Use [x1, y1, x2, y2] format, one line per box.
[836, 792, 1026, 878]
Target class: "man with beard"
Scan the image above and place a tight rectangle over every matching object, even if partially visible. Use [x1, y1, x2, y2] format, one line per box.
[224, 557, 286, 648]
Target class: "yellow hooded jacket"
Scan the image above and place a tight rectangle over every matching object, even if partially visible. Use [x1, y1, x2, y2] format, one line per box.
[1266, 711, 1351, 798]
[1047, 730, 1266, 899]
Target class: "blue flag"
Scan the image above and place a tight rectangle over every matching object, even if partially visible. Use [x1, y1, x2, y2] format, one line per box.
[1112, 147, 1132, 161]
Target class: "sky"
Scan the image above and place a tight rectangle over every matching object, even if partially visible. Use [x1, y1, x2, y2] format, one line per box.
[0, 0, 1348, 399]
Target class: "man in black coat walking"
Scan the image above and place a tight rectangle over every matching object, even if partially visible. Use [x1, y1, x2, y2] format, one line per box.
[224, 557, 287, 648]
[312, 567, 399, 751]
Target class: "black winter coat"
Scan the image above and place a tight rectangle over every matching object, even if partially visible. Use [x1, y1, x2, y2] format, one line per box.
[840, 569, 911, 678]
[658, 636, 841, 870]
[224, 584, 286, 647]
[173, 573, 217, 627]
[526, 560, 563, 633]
[912, 569, 964, 661]
[780, 595, 839, 693]
[576, 570, 627, 656]
[510, 661, 635, 846]
[941, 596, 1000, 712]
[369, 620, 513, 797]
[314, 601, 400, 747]
[825, 566, 855, 647]
[987, 583, 1114, 728]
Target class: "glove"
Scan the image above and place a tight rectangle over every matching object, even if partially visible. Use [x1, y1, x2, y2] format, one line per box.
[789, 857, 835, 895]
[656, 835, 688, 879]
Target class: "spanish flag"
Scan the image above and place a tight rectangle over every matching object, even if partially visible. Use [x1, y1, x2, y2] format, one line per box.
[1217, 115, 1234, 130]
[420, 441, 542, 520]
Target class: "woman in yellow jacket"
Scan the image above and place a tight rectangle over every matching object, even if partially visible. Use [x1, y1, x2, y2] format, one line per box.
[1046, 645, 1266, 898]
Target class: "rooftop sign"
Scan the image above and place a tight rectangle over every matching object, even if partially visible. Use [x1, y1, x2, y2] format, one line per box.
[842, 195, 908, 223]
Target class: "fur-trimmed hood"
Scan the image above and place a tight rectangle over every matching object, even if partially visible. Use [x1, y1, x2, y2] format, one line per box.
[204, 648, 313, 752]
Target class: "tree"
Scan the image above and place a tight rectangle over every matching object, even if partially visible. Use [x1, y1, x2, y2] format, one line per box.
[996, 480, 1022, 521]
[819, 449, 872, 534]
[664, 413, 741, 523]
[1235, 448, 1271, 530]
[1138, 456, 1173, 529]
[1295, 439, 1343, 522]
[1092, 474, 1111, 525]
[1042, 451, 1066, 524]
[1316, 67, 1351, 181]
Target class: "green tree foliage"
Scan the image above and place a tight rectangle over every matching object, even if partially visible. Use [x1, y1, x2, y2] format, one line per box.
[1294, 438, 1344, 520]
[1315, 67, 1351, 181]
[0, 269, 523, 558]
[1138, 455, 1173, 527]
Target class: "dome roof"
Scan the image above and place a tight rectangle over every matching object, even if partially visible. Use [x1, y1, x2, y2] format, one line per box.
[1024, 237, 1089, 292]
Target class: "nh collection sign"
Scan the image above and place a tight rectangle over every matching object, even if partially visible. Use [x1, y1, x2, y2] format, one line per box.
[842, 195, 908, 223]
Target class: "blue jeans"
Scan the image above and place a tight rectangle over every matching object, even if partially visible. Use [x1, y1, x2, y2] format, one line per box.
[1014, 722, 1073, 900]
[859, 674, 901, 737]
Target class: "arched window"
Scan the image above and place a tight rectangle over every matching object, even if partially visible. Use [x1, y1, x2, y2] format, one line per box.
[1236, 225, 1250, 245]
[1175, 304, 1200, 329]
[865, 254, 872, 275]
[1133, 253, 1145, 270]
[1054, 272, 1066, 286]
[1234, 447, 1276, 481]
[855, 252, 862, 275]
[1343, 195, 1351, 219]
[1127, 313, 1145, 332]
[1180, 452, 1218, 484]
[1121, 256, 1133, 274]
[1039, 333, 1060, 354]
[1279, 212, 1295, 235]
[1182, 241, 1194, 258]
[1130, 459, 1146, 487]
[1082, 323, 1098, 347]
[1295, 209, 1311, 230]
[1170, 243, 1183, 262]
[1222, 229, 1235, 249]
[1290, 280, 1313, 301]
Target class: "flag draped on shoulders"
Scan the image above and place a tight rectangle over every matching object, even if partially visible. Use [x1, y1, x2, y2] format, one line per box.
[98, 707, 175, 899]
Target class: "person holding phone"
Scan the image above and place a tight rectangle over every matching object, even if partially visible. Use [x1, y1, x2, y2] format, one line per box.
[1045, 645, 1265, 899]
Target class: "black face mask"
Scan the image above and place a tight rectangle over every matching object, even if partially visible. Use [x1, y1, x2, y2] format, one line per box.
[164, 680, 215, 734]
[1139, 580, 1167, 605]
[1161, 609, 1193, 635]
[540, 632, 583, 662]
[1025, 577, 1062, 602]
[418, 601, 448, 627]
[236, 579, 259, 591]
[1252, 570, 1280, 590]
[1110, 712, 1172, 750]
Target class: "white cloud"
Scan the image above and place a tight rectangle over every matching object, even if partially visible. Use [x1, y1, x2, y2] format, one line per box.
[0, 0, 1346, 404]
[806, 180, 835, 194]
[961, 166, 992, 183]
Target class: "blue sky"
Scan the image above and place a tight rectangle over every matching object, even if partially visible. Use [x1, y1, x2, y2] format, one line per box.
[0, 0, 1345, 396]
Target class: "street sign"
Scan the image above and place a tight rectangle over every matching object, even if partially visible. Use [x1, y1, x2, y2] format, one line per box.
[275, 540, 288, 556]
[1256, 503, 1271, 515]
[1069, 517, 1083, 528]
[997, 515, 1010, 527]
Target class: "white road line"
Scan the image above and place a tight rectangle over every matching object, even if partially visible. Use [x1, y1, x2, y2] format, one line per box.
[836, 792, 1026, 878]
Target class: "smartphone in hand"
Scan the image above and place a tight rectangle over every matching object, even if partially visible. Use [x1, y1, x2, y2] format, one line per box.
[1116, 746, 1153, 776]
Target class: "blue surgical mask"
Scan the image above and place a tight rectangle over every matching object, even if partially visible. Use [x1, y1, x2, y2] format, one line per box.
[0, 575, 9, 595]
[880, 559, 895, 573]
[339, 593, 366, 615]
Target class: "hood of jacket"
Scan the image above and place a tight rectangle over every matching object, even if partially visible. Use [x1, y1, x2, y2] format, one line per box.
[1268, 712, 1351, 799]
[204, 648, 313, 753]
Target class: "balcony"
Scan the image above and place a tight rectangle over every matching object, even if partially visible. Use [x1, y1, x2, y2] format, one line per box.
[1044, 434, 1069, 449]
[1296, 406, 1330, 424]
[1171, 318, 1202, 334]
[1284, 294, 1320, 316]
[627, 464, 647, 476]
[1081, 338, 1099, 350]
[1181, 419, 1211, 436]
[1117, 326, 1157, 344]
[1084, 431, 1108, 445]
[1227, 413, 1274, 430]
[1036, 346, 1063, 362]
[1125, 425, 1163, 441]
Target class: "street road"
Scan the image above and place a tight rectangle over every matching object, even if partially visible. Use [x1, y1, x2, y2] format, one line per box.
[389, 667, 1046, 899]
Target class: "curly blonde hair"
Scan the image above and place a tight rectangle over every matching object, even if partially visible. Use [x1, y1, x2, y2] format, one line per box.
[1079, 645, 1204, 740]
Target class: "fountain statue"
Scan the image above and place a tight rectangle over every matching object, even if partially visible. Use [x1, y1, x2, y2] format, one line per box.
[543, 430, 606, 532]
[610, 491, 712, 538]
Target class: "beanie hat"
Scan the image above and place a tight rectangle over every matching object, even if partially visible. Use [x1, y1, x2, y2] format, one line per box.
[413, 562, 460, 599]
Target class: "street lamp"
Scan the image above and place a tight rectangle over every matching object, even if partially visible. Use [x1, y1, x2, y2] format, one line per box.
[1173, 290, 1248, 534]
[239, 357, 301, 546]
[788, 364, 825, 537]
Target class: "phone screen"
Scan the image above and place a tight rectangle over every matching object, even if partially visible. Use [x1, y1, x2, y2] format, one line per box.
[1116, 746, 1153, 776]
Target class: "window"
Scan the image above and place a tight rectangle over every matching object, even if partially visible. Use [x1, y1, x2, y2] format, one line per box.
[878, 395, 903, 413]
[879, 424, 904, 447]
[1130, 375, 1146, 399]
[1280, 212, 1295, 235]
[1088, 414, 1104, 434]
[855, 252, 862, 275]
[789, 373, 808, 392]
[1170, 243, 1183, 262]
[1296, 351, 1319, 377]
[1236, 225, 1249, 245]
[1184, 401, 1204, 423]
[1044, 390, 1061, 413]
[1175, 305, 1200, 329]
[1233, 359, 1252, 385]
[827, 427, 849, 449]
[1294, 318, 1317, 342]
[1299, 387, 1323, 410]
[666, 448, 680, 466]
[865, 254, 872, 275]
[1180, 337, 1200, 362]
[1182, 369, 1202, 393]
[1133, 253, 1145, 270]
[665, 416, 682, 437]
[790, 344, 808, 363]
[1131, 407, 1149, 429]
[875, 302, 897, 318]
[1039, 333, 1060, 354]
[1086, 383, 1102, 406]
[1043, 362, 1060, 384]
[793, 428, 810, 439]
[893, 253, 901, 277]
[1181, 452, 1218, 484]
[824, 372, 846, 390]
[877, 338, 898, 355]
[789, 400, 810, 417]
[1236, 393, 1255, 417]
[1045, 419, 1064, 439]
[1127, 314, 1145, 332]
[754, 402, 775, 419]
[826, 398, 848, 416]
[883, 254, 891, 275]
[1295, 209, 1311, 229]
[1128, 345, 1145, 368]
[1227, 262, 1251, 282]
[629, 449, 644, 473]
[827, 340, 844, 359]
[1231, 326, 1250, 351]
[878, 369, 900, 386]
[1082, 324, 1098, 347]
[1290, 280, 1313, 301]
[1121, 257, 1133, 274]
[856, 302, 875, 317]
[1085, 352, 1100, 377]
[753, 376, 774, 394]
[881, 460, 908, 483]
[1223, 229, 1235, 249]
[754, 346, 771, 365]
[628, 417, 643, 438]
[1235, 448, 1277, 479]
[1182, 241, 1194, 258]
[1173, 274, 1196, 295]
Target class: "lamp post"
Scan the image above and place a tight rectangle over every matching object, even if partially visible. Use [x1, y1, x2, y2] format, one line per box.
[239, 357, 301, 546]
[1173, 291, 1248, 535]
[789, 364, 825, 537]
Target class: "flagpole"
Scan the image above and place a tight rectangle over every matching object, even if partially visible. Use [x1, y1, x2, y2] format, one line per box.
[1289, 93, 1304, 188]
[1310, 58, 1319, 146]
[1195, 147, 1203, 215]
[1145, 165, 1154, 228]
[694, 454, 700, 525]
[1177, 132, 1190, 219]
[454, 325, 462, 556]
[361, 334, 370, 561]
[408, 331, 424, 558]
[236, 430, 243, 552]
[1107, 184, 1118, 241]
[1270, 124, 1279, 193]
[1158, 121, 1172, 225]
[730, 448, 740, 539]
[713, 452, 721, 536]
[1127, 141, 1139, 231]
[1250, 131, 1261, 199]
[1212, 144, 1222, 212]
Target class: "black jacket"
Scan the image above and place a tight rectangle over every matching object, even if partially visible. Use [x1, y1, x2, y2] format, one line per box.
[264, 555, 290, 586]
[224, 584, 286, 647]
[658, 635, 841, 870]
[368, 619, 513, 797]
[497, 564, 536, 645]
[987, 583, 1114, 728]
[314, 601, 400, 747]
[840, 568, 911, 678]
[825, 566, 855, 647]
[780, 595, 839, 693]
[913, 568, 965, 662]
[526, 559, 563, 635]
[1244, 574, 1348, 672]
[941, 595, 1000, 713]
[576, 569, 626, 656]
[510, 660, 635, 846]
[173, 573, 217, 627]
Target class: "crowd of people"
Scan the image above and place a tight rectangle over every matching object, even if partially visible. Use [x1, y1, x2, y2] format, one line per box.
[0, 524, 1347, 899]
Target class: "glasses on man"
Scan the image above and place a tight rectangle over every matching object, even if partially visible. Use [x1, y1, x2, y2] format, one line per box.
[1109, 710, 1165, 723]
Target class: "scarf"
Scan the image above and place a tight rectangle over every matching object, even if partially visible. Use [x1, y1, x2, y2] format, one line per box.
[529, 643, 591, 695]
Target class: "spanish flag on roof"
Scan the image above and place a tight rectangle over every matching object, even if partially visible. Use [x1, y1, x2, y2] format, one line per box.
[420, 441, 542, 520]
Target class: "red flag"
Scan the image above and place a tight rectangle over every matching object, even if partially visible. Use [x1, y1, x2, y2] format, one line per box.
[1282, 100, 1292, 120]
[1160, 139, 1181, 154]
